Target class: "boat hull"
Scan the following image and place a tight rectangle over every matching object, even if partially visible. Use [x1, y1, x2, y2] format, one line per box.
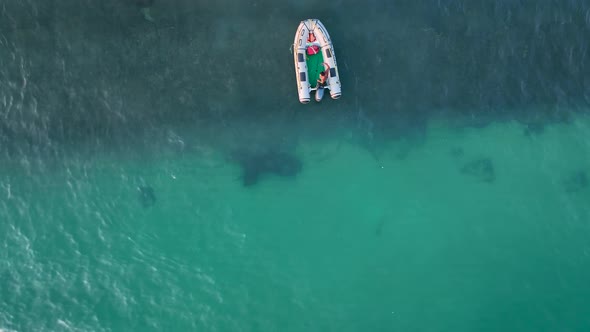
[293, 19, 342, 104]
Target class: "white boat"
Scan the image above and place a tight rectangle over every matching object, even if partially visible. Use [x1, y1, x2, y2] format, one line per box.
[292, 19, 342, 104]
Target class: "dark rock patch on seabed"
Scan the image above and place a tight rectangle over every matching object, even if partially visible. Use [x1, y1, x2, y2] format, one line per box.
[138, 185, 156, 207]
[563, 170, 588, 193]
[230, 148, 303, 187]
[449, 147, 464, 159]
[523, 122, 545, 137]
[460, 158, 496, 183]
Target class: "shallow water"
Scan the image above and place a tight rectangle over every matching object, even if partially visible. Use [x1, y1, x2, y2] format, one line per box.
[2, 115, 590, 331]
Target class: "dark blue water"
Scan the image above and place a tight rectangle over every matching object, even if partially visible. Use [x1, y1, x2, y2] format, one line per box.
[2, 0, 590, 149]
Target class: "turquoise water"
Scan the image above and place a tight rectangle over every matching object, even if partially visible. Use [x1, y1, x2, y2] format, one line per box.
[2, 114, 590, 331]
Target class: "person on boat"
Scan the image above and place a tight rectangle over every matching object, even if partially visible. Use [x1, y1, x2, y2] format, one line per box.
[306, 33, 321, 55]
[317, 63, 330, 87]
[315, 70, 328, 102]
[317, 71, 328, 88]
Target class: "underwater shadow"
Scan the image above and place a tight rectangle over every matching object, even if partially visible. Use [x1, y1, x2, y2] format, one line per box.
[230, 148, 303, 187]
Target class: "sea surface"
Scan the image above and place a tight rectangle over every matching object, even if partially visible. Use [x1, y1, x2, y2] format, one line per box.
[2, 1, 590, 331]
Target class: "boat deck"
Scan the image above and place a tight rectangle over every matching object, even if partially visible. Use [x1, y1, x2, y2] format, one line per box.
[306, 52, 324, 89]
